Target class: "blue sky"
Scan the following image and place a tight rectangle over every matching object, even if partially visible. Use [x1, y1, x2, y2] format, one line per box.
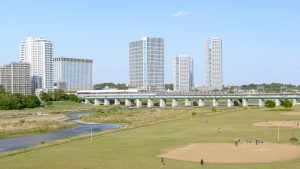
[0, 0, 299, 85]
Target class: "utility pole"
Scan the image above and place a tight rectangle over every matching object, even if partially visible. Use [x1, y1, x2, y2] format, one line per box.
[90, 128, 93, 141]
[277, 124, 280, 141]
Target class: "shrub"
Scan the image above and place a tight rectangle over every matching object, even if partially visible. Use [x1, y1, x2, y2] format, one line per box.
[50, 111, 62, 114]
[290, 137, 298, 142]
[96, 110, 105, 114]
[211, 107, 217, 112]
[192, 112, 197, 116]
[45, 101, 53, 106]
[265, 100, 276, 108]
[281, 100, 292, 109]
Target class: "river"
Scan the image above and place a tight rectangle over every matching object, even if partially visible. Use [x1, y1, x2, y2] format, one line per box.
[0, 111, 121, 153]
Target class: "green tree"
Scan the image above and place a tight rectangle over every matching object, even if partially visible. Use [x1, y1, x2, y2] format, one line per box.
[0, 94, 12, 110]
[281, 99, 292, 109]
[165, 84, 173, 91]
[65, 94, 80, 102]
[10, 93, 26, 109]
[40, 92, 53, 102]
[25, 95, 41, 108]
[265, 100, 276, 108]
[0, 85, 6, 94]
[53, 89, 66, 101]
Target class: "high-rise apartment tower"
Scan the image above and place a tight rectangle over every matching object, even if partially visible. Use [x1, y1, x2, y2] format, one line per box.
[205, 37, 223, 90]
[173, 55, 193, 92]
[20, 37, 54, 93]
[54, 57, 93, 91]
[129, 36, 165, 91]
[0, 62, 32, 95]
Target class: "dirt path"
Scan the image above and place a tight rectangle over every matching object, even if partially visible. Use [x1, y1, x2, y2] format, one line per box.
[160, 142, 300, 163]
[281, 112, 300, 116]
[254, 120, 300, 128]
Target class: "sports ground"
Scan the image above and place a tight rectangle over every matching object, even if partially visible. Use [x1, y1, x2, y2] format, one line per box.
[0, 106, 300, 169]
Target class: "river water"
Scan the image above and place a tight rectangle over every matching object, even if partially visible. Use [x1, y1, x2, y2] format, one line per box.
[0, 111, 121, 153]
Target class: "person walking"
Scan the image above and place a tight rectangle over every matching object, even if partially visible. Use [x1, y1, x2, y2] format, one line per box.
[161, 157, 165, 166]
[200, 159, 204, 167]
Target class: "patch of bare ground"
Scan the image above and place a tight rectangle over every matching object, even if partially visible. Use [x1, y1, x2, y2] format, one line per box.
[160, 142, 300, 163]
[254, 120, 300, 128]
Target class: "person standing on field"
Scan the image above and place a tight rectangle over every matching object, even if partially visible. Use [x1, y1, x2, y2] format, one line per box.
[200, 159, 204, 167]
[161, 157, 165, 165]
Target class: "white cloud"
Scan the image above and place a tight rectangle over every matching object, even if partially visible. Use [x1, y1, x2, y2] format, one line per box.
[172, 11, 191, 17]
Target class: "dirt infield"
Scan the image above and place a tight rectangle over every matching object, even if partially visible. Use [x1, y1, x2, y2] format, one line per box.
[254, 120, 300, 128]
[160, 143, 300, 163]
[281, 112, 300, 116]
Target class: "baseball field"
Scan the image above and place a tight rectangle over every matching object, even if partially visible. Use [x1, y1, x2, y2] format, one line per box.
[0, 106, 300, 169]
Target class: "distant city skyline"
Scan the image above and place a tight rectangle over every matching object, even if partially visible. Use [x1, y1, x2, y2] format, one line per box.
[0, 0, 300, 85]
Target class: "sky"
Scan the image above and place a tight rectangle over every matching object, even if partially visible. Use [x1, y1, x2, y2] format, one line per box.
[0, 0, 299, 85]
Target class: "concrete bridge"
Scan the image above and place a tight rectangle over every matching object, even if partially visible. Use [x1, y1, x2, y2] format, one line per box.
[77, 90, 300, 108]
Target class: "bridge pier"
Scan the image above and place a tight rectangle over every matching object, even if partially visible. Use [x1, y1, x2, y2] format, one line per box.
[227, 99, 233, 107]
[293, 99, 297, 106]
[258, 99, 264, 107]
[159, 99, 166, 108]
[84, 99, 90, 104]
[185, 99, 191, 106]
[275, 99, 281, 107]
[198, 99, 205, 107]
[136, 99, 142, 108]
[94, 99, 101, 106]
[125, 99, 132, 107]
[114, 99, 120, 105]
[242, 99, 248, 107]
[147, 99, 154, 107]
[212, 99, 218, 107]
[104, 99, 110, 106]
[172, 99, 178, 107]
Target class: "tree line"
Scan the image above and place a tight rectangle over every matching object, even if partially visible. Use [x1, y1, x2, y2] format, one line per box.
[240, 83, 300, 93]
[40, 89, 80, 102]
[265, 99, 293, 109]
[0, 92, 40, 110]
[0, 85, 80, 110]
[93, 83, 128, 90]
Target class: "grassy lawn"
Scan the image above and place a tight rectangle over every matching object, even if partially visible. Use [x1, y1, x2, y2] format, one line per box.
[0, 106, 300, 169]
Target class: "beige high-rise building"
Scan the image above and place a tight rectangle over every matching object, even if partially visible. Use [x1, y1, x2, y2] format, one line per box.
[0, 62, 32, 95]
[205, 37, 223, 90]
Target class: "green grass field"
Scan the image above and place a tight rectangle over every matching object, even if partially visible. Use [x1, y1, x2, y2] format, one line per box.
[0, 106, 300, 169]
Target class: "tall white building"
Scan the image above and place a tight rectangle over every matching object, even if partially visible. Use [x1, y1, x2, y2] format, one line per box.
[173, 55, 193, 92]
[205, 37, 223, 90]
[20, 37, 54, 92]
[129, 36, 165, 91]
[53, 57, 93, 91]
[0, 62, 32, 95]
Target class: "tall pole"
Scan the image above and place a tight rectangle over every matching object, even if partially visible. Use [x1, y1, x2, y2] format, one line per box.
[277, 124, 280, 141]
[90, 128, 93, 141]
